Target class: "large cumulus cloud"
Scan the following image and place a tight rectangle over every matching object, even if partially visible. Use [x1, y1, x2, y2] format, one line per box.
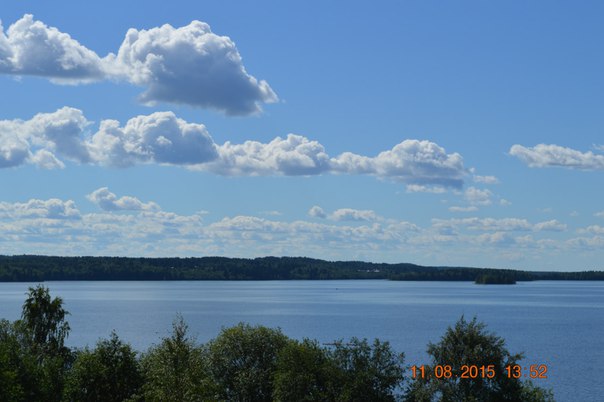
[111, 21, 277, 115]
[0, 15, 104, 82]
[0, 15, 277, 114]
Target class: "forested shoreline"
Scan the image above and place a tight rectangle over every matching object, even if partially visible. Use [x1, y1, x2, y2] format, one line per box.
[0, 255, 602, 282]
[0, 286, 554, 401]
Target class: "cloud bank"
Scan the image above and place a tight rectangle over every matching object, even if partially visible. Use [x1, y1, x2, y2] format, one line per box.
[0, 108, 468, 189]
[0, 15, 277, 114]
[0, 194, 593, 268]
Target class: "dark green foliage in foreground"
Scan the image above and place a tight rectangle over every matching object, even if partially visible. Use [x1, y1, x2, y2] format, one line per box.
[0, 286, 555, 401]
[139, 316, 212, 402]
[0, 285, 72, 402]
[405, 317, 554, 402]
[206, 323, 290, 402]
[0, 254, 602, 282]
[64, 332, 142, 402]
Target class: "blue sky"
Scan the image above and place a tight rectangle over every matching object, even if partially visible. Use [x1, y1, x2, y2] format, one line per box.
[0, 1, 602, 270]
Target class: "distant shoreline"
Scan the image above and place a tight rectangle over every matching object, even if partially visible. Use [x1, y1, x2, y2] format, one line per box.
[0, 255, 602, 282]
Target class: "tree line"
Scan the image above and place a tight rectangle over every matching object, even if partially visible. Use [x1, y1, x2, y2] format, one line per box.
[0, 286, 554, 401]
[0, 255, 602, 282]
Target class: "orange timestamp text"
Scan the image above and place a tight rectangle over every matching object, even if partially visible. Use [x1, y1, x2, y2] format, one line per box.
[410, 364, 548, 380]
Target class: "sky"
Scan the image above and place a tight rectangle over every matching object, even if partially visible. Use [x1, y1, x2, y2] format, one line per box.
[0, 1, 602, 270]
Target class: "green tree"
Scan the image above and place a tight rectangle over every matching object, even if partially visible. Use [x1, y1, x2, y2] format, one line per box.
[274, 337, 405, 402]
[0, 319, 28, 402]
[63, 332, 142, 402]
[8, 285, 73, 402]
[206, 323, 290, 402]
[405, 316, 554, 402]
[21, 285, 70, 359]
[328, 338, 405, 402]
[273, 339, 340, 402]
[140, 315, 212, 402]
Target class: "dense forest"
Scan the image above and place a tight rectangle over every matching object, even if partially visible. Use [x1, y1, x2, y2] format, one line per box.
[0, 286, 554, 401]
[0, 255, 602, 282]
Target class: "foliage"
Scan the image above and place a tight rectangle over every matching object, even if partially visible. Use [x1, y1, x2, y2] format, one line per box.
[274, 337, 406, 402]
[206, 323, 289, 402]
[405, 316, 554, 402]
[15, 285, 73, 402]
[327, 338, 405, 401]
[139, 315, 212, 402]
[21, 285, 70, 359]
[273, 339, 340, 401]
[0, 319, 27, 402]
[63, 332, 141, 402]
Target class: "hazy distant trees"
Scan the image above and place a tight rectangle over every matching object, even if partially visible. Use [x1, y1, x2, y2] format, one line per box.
[0, 286, 555, 401]
[1, 254, 601, 282]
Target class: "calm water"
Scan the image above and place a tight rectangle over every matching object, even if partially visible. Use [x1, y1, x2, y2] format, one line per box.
[0, 280, 602, 401]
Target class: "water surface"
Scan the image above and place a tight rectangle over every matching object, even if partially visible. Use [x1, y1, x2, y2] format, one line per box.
[0, 280, 601, 401]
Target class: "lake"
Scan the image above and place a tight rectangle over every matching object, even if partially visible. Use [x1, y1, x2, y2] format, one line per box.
[0, 280, 602, 401]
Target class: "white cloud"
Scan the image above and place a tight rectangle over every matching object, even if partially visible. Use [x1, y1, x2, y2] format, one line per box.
[533, 220, 567, 232]
[578, 225, 604, 235]
[500, 199, 512, 206]
[0, 108, 470, 188]
[87, 111, 218, 167]
[0, 198, 80, 220]
[476, 232, 514, 246]
[595, 211, 604, 218]
[510, 144, 604, 170]
[448, 206, 478, 212]
[432, 217, 533, 232]
[308, 206, 326, 219]
[332, 140, 466, 188]
[0, 15, 276, 114]
[329, 208, 379, 222]
[0, 14, 104, 82]
[0, 195, 594, 264]
[30, 149, 65, 169]
[567, 236, 604, 250]
[86, 187, 159, 211]
[473, 175, 499, 184]
[112, 21, 277, 115]
[464, 187, 493, 206]
[202, 134, 330, 176]
[406, 184, 447, 193]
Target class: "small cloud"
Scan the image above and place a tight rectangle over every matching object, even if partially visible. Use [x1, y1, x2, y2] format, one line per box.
[406, 184, 446, 193]
[465, 187, 492, 206]
[448, 206, 478, 213]
[499, 199, 512, 206]
[87, 187, 160, 212]
[577, 225, 604, 235]
[259, 210, 282, 216]
[595, 211, 604, 218]
[473, 175, 499, 184]
[308, 206, 326, 219]
[570, 211, 579, 217]
[533, 220, 567, 232]
[510, 143, 604, 170]
[329, 208, 379, 222]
